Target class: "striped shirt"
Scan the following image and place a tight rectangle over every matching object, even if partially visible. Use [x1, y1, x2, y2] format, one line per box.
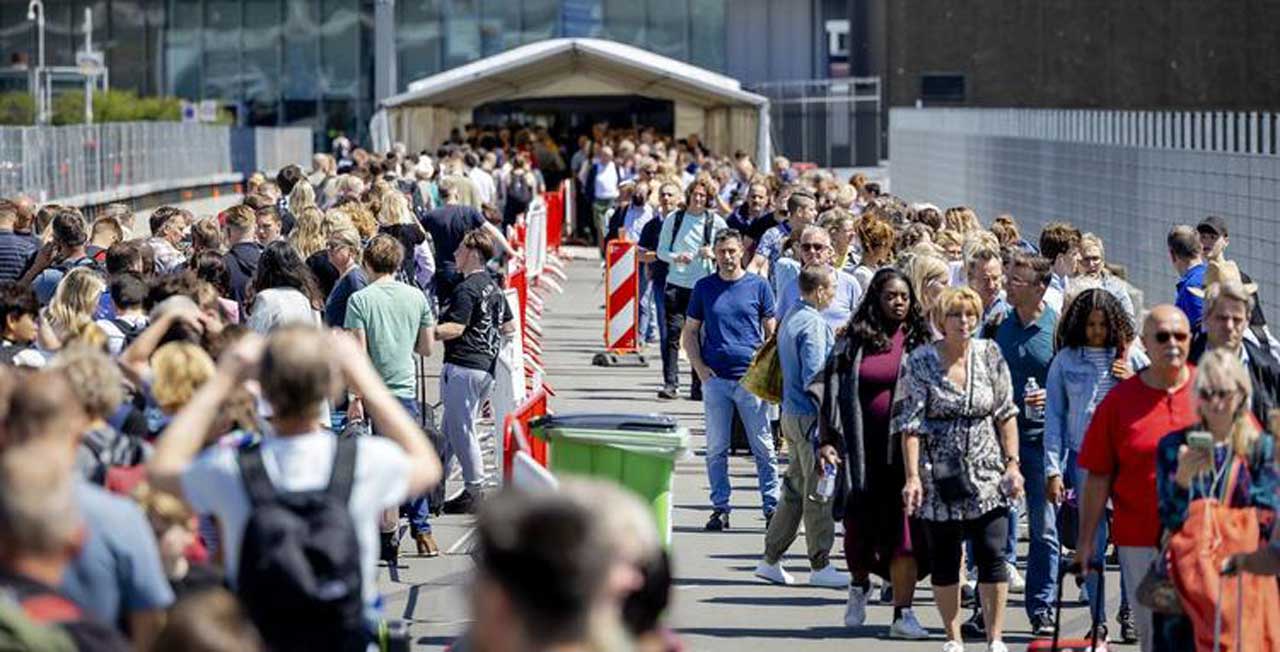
[1080, 347, 1120, 399]
[0, 231, 37, 282]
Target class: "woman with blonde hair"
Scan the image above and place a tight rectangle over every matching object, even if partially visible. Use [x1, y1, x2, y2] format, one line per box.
[1155, 348, 1279, 650]
[287, 179, 317, 215]
[375, 191, 429, 284]
[853, 215, 895, 291]
[46, 266, 106, 342]
[323, 227, 367, 327]
[288, 205, 327, 261]
[905, 254, 951, 328]
[944, 206, 982, 235]
[896, 286, 1023, 652]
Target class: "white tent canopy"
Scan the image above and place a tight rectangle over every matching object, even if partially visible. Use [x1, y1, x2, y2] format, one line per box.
[376, 38, 771, 167]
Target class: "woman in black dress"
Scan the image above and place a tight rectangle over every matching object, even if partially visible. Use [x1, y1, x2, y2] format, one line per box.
[815, 268, 933, 638]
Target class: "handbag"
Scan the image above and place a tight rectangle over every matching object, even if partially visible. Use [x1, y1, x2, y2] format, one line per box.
[740, 333, 782, 404]
[928, 349, 977, 504]
[1168, 456, 1280, 652]
[1136, 536, 1183, 616]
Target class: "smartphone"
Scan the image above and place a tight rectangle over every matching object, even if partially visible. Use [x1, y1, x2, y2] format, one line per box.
[1187, 430, 1214, 450]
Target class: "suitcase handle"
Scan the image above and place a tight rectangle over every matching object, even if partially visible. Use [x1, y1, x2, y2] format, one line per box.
[1049, 561, 1103, 652]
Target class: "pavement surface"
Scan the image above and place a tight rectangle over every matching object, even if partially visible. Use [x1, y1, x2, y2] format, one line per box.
[376, 251, 1133, 651]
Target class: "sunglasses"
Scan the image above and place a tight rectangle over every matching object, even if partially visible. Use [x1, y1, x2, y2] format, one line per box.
[1154, 330, 1190, 344]
[799, 243, 828, 252]
[1198, 388, 1235, 401]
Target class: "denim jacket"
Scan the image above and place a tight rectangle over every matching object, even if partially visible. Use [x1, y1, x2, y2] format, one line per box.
[777, 302, 833, 417]
[1044, 345, 1149, 477]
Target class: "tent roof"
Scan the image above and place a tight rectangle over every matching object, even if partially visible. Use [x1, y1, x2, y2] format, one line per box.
[383, 37, 768, 110]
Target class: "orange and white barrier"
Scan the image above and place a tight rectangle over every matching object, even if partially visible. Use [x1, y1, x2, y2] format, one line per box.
[604, 238, 639, 353]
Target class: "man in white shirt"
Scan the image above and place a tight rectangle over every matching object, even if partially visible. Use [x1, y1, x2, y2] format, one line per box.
[591, 146, 620, 253]
[466, 152, 497, 207]
[148, 327, 442, 629]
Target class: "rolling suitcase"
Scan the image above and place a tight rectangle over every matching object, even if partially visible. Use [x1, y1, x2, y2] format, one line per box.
[1028, 562, 1106, 652]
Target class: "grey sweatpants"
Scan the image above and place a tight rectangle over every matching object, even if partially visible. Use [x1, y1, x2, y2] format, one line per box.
[440, 362, 495, 491]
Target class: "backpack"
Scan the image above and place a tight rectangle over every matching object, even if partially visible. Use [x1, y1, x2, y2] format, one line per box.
[107, 318, 145, 350]
[78, 428, 148, 490]
[50, 256, 102, 277]
[236, 436, 367, 652]
[663, 210, 715, 255]
[0, 343, 26, 366]
[0, 591, 78, 652]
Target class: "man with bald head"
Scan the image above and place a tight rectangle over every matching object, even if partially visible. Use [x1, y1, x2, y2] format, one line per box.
[1074, 305, 1197, 652]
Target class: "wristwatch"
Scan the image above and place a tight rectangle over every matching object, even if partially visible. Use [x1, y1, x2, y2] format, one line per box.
[1003, 454, 1021, 467]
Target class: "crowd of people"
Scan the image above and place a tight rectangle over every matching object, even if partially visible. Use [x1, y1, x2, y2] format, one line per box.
[0, 126, 676, 651]
[583, 139, 1280, 652]
[1, 115, 1279, 652]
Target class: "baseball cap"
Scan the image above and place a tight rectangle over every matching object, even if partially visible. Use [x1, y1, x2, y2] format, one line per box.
[1196, 215, 1228, 238]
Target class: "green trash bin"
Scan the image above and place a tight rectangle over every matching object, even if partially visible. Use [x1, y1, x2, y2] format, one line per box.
[531, 413, 689, 546]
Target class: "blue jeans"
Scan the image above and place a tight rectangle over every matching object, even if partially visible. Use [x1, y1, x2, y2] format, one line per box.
[703, 377, 779, 515]
[1022, 438, 1058, 618]
[637, 264, 658, 343]
[375, 396, 430, 535]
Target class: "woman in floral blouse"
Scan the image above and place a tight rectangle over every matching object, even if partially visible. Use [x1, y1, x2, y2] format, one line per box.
[895, 286, 1024, 652]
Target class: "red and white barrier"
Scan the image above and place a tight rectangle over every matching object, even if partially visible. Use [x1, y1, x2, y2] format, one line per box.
[604, 238, 639, 354]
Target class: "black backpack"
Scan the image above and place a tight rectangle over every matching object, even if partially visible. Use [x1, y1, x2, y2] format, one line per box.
[236, 436, 366, 652]
[107, 318, 146, 350]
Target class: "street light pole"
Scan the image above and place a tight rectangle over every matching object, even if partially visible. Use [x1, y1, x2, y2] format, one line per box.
[83, 7, 93, 125]
[27, 0, 46, 125]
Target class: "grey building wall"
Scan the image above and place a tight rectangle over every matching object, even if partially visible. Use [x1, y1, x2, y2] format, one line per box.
[725, 0, 821, 84]
[889, 107, 1280, 319]
[866, 0, 1280, 110]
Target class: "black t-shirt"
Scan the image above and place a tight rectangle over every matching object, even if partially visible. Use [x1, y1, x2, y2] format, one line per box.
[419, 205, 485, 276]
[379, 223, 427, 281]
[637, 214, 667, 283]
[742, 211, 778, 244]
[441, 272, 513, 373]
[307, 250, 341, 298]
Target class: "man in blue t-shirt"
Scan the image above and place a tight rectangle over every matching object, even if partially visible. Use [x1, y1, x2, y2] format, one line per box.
[683, 229, 779, 532]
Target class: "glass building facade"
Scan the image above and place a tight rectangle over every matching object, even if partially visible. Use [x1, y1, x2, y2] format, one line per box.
[0, 0, 727, 144]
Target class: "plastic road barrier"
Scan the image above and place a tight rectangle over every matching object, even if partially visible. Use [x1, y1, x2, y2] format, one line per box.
[531, 413, 689, 546]
[604, 238, 639, 353]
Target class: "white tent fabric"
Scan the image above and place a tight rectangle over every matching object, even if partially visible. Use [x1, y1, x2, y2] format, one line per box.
[380, 38, 772, 167]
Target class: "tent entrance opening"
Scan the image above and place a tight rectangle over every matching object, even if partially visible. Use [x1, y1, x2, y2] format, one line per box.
[473, 95, 674, 147]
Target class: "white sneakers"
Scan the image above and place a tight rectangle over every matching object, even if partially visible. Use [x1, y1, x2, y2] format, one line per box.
[1007, 562, 1026, 593]
[808, 565, 850, 588]
[942, 640, 1005, 652]
[889, 608, 929, 639]
[753, 559, 795, 585]
[755, 559, 849, 588]
[844, 584, 868, 627]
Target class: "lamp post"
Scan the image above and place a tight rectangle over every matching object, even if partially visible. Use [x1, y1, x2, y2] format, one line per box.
[27, 0, 46, 125]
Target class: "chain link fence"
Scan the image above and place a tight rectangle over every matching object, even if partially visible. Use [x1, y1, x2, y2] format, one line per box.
[749, 78, 882, 168]
[0, 123, 314, 204]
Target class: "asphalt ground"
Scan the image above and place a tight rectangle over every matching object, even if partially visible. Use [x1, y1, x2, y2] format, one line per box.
[376, 250, 1135, 652]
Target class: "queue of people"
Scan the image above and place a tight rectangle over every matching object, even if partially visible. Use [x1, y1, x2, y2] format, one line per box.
[604, 151, 1280, 652]
[0, 132, 625, 652]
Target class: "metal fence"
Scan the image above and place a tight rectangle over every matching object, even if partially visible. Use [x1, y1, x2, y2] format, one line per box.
[889, 107, 1280, 318]
[254, 127, 314, 175]
[0, 123, 315, 204]
[749, 78, 882, 168]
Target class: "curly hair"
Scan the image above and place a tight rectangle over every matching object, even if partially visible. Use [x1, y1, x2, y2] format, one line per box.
[1055, 287, 1135, 352]
[845, 267, 932, 355]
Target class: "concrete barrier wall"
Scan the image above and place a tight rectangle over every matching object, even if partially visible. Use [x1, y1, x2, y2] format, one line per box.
[889, 107, 1280, 318]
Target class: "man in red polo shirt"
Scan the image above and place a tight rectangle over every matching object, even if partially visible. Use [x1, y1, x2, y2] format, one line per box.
[1075, 305, 1197, 652]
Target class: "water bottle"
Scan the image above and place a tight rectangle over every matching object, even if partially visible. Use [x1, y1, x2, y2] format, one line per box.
[815, 463, 837, 503]
[1024, 376, 1045, 422]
